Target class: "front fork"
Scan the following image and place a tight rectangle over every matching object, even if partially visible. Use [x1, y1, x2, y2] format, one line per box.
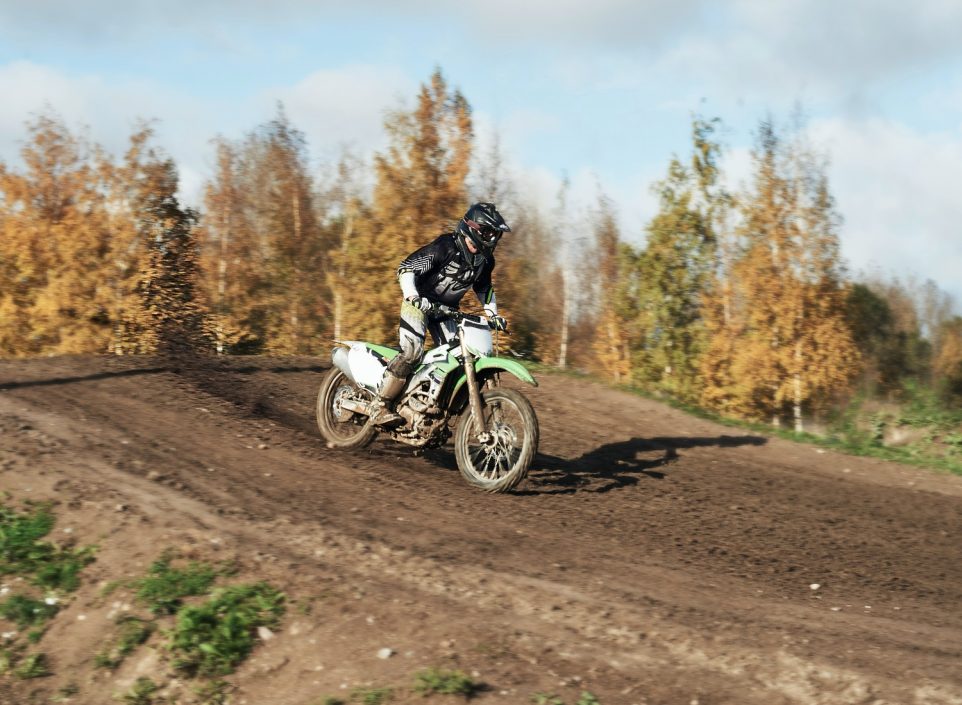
[460, 331, 490, 443]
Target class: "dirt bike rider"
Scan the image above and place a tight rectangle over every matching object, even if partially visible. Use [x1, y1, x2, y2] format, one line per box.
[369, 202, 511, 427]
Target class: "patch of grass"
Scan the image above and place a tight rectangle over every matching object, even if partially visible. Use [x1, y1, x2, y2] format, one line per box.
[0, 503, 95, 591]
[95, 616, 154, 669]
[413, 667, 479, 696]
[0, 648, 14, 674]
[14, 651, 50, 679]
[576, 692, 601, 705]
[121, 677, 160, 705]
[135, 553, 219, 615]
[52, 682, 80, 702]
[170, 582, 285, 676]
[351, 687, 393, 705]
[194, 679, 232, 705]
[0, 504, 55, 571]
[0, 594, 59, 627]
[531, 694, 563, 705]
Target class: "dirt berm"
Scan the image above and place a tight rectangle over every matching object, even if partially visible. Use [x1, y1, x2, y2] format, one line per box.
[0, 355, 959, 705]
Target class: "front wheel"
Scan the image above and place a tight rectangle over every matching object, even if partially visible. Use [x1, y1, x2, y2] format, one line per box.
[455, 387, 539, 493]
[316, 368, 377, 449]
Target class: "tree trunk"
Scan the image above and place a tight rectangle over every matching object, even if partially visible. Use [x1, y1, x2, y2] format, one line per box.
[794, 340, 804, 433]
[558, 267, 569, 369]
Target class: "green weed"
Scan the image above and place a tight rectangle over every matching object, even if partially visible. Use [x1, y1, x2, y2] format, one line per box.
[95, 616, 154, 669]
[14, 651, 50, 679]
[194, 679, 232, 705]
[170, 582, 285, 676]
[351, 687, 393, 705]
[531, 694, 563, 705]
[576, 692, 601, 705]
[0, 504, 95, 591]
[413, 667, 479, 696]
[135, 553, 218, 615]
[121, 677, 160, 705]
[52, 682, 80, 702]
[0, 594, 59, 627]
[0, 648, 14, 674]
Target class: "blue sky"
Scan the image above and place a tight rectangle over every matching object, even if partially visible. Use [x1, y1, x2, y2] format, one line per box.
[1, 0, 960, 308]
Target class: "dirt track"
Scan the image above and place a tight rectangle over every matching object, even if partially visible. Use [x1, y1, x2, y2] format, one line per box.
[1, 355, 960, 705]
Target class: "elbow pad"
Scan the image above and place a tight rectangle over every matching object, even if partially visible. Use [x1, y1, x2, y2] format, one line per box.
[398, 271, 419, 301]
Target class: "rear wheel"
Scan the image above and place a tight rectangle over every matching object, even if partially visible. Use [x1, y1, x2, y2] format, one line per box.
[316, 368, 377, 449]
[455, 387, 538, 493]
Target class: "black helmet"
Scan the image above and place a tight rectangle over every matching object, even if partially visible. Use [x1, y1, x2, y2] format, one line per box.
[455, 202, 511, 260]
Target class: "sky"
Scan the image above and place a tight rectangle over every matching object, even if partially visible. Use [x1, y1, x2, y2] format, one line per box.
[1, 0, 960, 307]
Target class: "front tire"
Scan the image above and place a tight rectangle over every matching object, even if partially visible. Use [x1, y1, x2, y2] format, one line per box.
[316, 368, 377, 449]
[455, 387, 538, 493]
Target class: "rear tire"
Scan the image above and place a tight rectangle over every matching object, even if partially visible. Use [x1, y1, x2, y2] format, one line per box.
[455, 387, 538, 493]
[316, 368, 377, 449]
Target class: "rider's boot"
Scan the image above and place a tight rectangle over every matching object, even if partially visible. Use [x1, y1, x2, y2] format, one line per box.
[368, 370, 406, 427]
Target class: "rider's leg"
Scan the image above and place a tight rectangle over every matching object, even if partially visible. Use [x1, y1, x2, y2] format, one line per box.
[369, 301, 426, 426]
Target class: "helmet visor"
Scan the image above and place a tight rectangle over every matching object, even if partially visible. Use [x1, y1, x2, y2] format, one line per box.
[466, 219, 503, 248]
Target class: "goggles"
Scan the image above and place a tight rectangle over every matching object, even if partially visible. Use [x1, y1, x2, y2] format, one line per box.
[465, 219, 503, 246]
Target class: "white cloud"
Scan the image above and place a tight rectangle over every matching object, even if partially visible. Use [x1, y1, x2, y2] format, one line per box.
[808, 117, 962, 304]
[263, 64, 416, 163]
[0, 0, 710, 48]
[0, 60, 228, 206]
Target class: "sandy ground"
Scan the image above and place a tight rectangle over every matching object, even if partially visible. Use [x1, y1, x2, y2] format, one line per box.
[0, 354, 960, 705]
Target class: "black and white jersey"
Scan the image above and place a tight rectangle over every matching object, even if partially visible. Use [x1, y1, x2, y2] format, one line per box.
[397, 232, 495, 308]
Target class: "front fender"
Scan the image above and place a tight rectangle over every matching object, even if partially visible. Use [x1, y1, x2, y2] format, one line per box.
[445, 357, 537, 413]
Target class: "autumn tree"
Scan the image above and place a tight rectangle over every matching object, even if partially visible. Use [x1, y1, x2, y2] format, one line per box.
[341, 68, 473, 344]
[702, 120, 859, 429]
[934, 316, 962, 400]
[587, 194, 631, 381]
[197, 107, 329, 353]
[0, 114, 117, 356]
[131, 153, 209, 354]
[632, 117, 721, 400]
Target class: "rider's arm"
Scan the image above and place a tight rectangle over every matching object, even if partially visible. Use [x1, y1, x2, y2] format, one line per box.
[473, 257, 498, 316]
[397, 239, 442, 301]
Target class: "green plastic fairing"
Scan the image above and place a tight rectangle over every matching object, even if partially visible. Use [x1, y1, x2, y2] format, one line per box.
[365, 343, 400, 360]
[450, 356, 538, 398]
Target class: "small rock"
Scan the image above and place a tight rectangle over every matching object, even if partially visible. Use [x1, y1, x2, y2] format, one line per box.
[115, 504, 128, 512]
[377, 647, 394, 659]
[258, 443, 269, 450]
[257, 626, 275, 641]
[147, 471, 163, 482]
[809, 583, 821, 591]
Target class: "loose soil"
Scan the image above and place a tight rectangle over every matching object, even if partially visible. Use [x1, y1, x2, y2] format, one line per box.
[0, 355, 959, 705]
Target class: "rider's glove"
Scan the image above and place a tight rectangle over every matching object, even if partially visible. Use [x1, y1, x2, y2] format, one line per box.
[407, 295, 436, 315]
[490, 315, 509, 332]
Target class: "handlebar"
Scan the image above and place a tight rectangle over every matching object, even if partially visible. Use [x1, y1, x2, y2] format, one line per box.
[432, 304, 500, 330]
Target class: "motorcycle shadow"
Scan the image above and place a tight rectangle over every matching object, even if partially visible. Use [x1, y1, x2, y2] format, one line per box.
[518, 435, 767, 495]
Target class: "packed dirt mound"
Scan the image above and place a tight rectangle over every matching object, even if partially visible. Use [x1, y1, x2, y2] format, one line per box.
[1, 355, 960, 705]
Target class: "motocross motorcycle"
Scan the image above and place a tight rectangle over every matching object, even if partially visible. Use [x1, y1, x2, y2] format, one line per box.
[316, 307, 539, 493]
